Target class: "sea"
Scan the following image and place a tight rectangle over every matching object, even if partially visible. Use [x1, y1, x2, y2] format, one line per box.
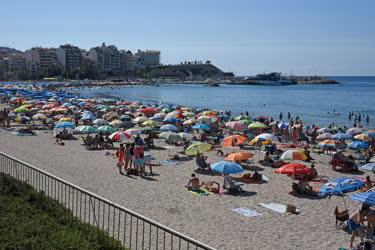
[72, 76, 375, 127]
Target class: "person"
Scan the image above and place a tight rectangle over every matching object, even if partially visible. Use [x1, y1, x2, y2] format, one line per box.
[365, 176, 374, 191]
[195, 153, 210, 170]
[55, 132, 64, 146]
[309, 164, 318, 179]
[223, 174, 243, 192]
[124, 144, 131, 172]
[200, 181, 220, 193]
[297, 177, 313, 194]
[133, 143, 145, 174]
[116, 144, 125, 174]
[262, 152, 274, 165]
[349, 204, 371, 249]
[303, 147, 313, 162]
[186, 173, 200, 191]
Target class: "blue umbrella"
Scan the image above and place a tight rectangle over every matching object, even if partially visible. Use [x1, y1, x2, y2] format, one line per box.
[350, 192, 375, 205]
[348, 141, 369, 150]
[360, 163, 375, 171]
[160, 124, 178, 132]
[332, 133, 352, 140]
[211, 161, 244, 174]
[163, 117, 179, 124]
[364, 131, 375, 138]
[55, 122, 75, 129]
[320, 177, 364, 196]
[193, 123, 211, 131]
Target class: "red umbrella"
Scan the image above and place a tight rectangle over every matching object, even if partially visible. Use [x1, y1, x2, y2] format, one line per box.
[275, 163, 310, 175]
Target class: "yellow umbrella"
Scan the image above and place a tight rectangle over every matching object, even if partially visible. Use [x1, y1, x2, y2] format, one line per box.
[185, 142, 212, 156]
[354, 133, 372, 141]
[59, 117, 73, 122]
[142, 120, 157, 127]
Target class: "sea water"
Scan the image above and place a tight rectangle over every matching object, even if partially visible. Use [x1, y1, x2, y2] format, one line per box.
[74, 76, 375, 127]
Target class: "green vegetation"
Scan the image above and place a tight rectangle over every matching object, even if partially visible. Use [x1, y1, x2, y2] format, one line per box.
[0, 173, 124, 249]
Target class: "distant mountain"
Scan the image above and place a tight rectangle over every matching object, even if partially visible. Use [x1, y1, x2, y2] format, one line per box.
[0, 46, 23, 54]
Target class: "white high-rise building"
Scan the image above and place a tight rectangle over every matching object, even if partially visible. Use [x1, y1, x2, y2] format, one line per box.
[57, 44, 82, 72]
[134, 49, 160, 67]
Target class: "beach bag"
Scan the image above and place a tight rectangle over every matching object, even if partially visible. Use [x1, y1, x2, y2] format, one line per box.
[286, 204, 297, 214]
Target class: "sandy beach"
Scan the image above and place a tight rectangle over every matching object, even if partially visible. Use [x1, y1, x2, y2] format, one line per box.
[0, 129, 361, 250]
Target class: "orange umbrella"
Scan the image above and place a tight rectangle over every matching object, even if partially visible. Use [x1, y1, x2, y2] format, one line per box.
[225, 152, 254, 162]
[222, 135, 248, 147]
[275, 163, 310, 175]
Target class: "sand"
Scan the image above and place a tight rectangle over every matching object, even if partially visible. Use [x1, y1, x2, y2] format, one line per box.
[0, 129, 362, 250]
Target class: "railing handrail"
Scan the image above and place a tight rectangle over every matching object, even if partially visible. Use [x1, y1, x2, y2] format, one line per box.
[0, 151, 215, 250]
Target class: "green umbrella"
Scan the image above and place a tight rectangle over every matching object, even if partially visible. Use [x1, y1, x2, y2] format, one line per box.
[234, 115, 249, 121]
[97, 125, 118, 134]
[248, 122, 268, 129]
[241, 119, 253, 125]
[74, 125, 98, 134]
[185, 142, 212, 156]
[14, 107, 28, 113]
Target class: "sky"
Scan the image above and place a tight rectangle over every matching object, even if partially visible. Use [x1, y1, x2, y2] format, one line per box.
[1, 0, 374, 76]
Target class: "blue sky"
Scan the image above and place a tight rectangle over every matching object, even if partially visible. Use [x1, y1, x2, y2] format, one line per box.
[1, 0, 374, 75]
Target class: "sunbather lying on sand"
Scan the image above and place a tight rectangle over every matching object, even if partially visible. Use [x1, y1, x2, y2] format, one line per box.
[200, 181, 220, 193]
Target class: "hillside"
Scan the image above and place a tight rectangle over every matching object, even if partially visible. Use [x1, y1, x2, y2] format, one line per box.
[136, 63, 225, 79]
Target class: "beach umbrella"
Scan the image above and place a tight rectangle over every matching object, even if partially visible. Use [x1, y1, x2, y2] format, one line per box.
[109, 131, 129, 142]
[74, 125, 98, 134]
[183, 119, 196, 126]
[225, 121, 248, 131]
[222, 135, 248, 147]
[318, 139, 346, 149]
[162, 107, 174, 113]
[139, 107, 158, 116]
[225, 152, 254, 162]
[102, 111, 118, 121]
[316, 133, 333, 140]
[110, 119, 125, 127]
[348, 141, 369, 150]
[275, 163, 310, 175]
[81, 114, 95, 121]
[160, 124, 178, 132]
[254, 133, 278, 142]
[93, 119, 109, 126]
[192, 123, 211, 131]
[159, 132, 183, 143]
[200, 110, 218, 117]
[278, 122, 289, 129]
[350, 192, 375, 206]
[32, 113, 47, 120]
[185, 142, 212, 156]
[364, 130, 375, 138]
[133, 116, 149, 123]
[234, 115, 249, 121]
[280, 150, 307, 162]
[97, 125, 118, 134]
[55, 121, 75, 129]
[178, 132, 193, 140]
[317, 127, 331, 134]
[58, 117, 73, 123]
[248, 122, 267, 129]
[347, 127, 364, 135]
[152, 112, 166, 120]
[163, 117, 179, 124]
[211, 161, 244, 174]
[182, 111, 195, 118]
[196, 115, 217, 124]
[13, 107, 28, 113]
[354, 133, 372, 141]
[241, 119, 253, 126]
[142, 120, 158, 127]
[360, 163, 375, 172]
[320, 177, 364, 196]
[124, 128, 142, 137]
[332, 133, 353, 140]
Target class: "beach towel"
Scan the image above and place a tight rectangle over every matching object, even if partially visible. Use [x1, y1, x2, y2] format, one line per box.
[258, 202, 287, 213]
[12, 131, 37, 136]
[187, 188, 209, 196]
[160, 160, 182, 166]
[232, 208, 262, 217]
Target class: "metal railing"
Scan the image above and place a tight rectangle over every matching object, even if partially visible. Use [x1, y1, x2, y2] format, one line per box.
[0, 152, 215, 250]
